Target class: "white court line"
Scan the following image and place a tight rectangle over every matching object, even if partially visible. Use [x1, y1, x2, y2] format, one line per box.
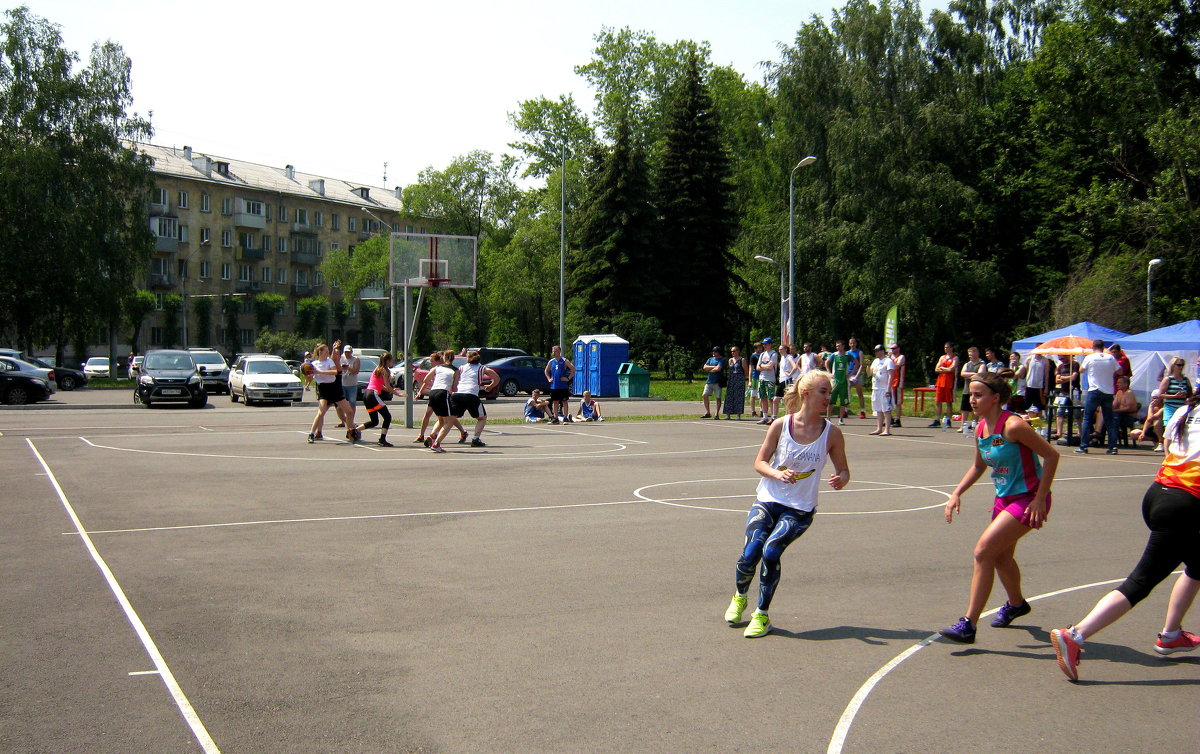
[825, 573, 1181, 754]
[26, 439, 220, 754]
[633, 479, 952, 515]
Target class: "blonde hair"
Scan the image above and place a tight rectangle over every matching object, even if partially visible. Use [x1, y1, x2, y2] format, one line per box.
[783, 370, 831, 415]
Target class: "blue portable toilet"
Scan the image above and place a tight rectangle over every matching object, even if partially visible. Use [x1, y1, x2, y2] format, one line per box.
[586, 334, 630, 397]
[572, 336, 590, 395]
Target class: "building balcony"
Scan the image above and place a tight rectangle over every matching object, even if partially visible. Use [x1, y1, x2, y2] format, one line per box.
[148, 201, 170, 217]
[358, 285, 387, 299]
[155, 235, 179, 253]
[148, 272, 174, 289]
[291, 222, 317, 236]
[238, 246, 265, 261]
[293, 250, 319, 266]
[291, 283, 312, 296]
[233, 212, 266, 229]
[236, 281, 262, 294]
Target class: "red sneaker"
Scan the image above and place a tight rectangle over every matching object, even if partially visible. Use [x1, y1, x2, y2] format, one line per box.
[1155, 629, 1200, 655]
[1050, 628, 1082, 681]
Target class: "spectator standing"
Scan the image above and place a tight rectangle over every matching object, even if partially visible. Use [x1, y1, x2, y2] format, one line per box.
[700, 346, 724, 419]
[825, 340, 854, 426]
[1023, 352, 1051, 411]
[1054, 356, 1081, 439]
[723, 346, 748, 420]
[776, 344, 799, 418]
[798, 343, 819, 377]
[983, 348, 1006, 375]
[1110, 344, 1132, 388]
[959, 347, 985, 434]
[336, 345, 360, 429]
[544, 345, 576, 424]
[869, 344, 895, 436]
[756, 338, 779, 424]
[889, 343, 906, 427]
[847, 337, 867, 418]
[1159, 357, 1194, 427]
[932, 343, 959, 431]
[1076, 340, 1121, 454]
[1050, 391, 1200, 681]
[1007, 351, 1027, 412]
[748, 342, 763, 418]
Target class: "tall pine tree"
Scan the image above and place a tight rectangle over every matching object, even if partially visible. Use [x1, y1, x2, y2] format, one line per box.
[655, 53, 737, 354]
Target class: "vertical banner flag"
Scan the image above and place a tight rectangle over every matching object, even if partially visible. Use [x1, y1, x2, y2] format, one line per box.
[884, 305, 899, 347]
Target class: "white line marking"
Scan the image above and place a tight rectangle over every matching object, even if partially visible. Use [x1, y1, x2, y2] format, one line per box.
[129, 670, 161, 676]
[632, 479, 951, 515]
[825, 574, 1180, 754]
[26, 439, 220, 753]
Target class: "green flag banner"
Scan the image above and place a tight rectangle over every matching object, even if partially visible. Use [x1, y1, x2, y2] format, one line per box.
[884, 305, 899, 346]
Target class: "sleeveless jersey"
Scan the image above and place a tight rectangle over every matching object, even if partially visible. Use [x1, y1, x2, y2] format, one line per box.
[1157, 405, 1200, 494]
[829, 353, 851, 384]
[581, 400, 597, 419]
[455, 363, 484, 395]
[430, 365, 456, 392]
[547, 357, 569, 388]
[756, 417, 832, 513]
[366, 371, 388, 392]
[976, 410, 1042, 498]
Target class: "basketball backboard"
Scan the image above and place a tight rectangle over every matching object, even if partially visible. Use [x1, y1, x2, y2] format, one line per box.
[388, 233, 477, 289]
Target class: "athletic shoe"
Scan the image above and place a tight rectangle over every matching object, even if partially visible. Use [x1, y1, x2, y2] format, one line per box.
[859, 411, 866, 419]
[1050, 627, 1082, 681]
[430, 444, 446, 453]
[724, 593, 748, 624]
[1155, 629, 1200, 655]
[1106, 448, 1118, 455]
[893, 418, 902, 427]
[313, 433, 323, 441]
[471, 437, 486, 448]
[549, 418, 560, 425]
[1074, 447, 1088, 454]
[413, 435, 425, 443]
[378, 438, 394, 447]
[990, 601, 1031, 627]
[355, 428, 362, 441]
[423, 437, 432, 448]
[346, 429, 357, 443]
[307, 433, 315, 444]
[713, 415, 720, 420]
[565, 415, 574, 423]
[700, 413, 712, 418]
[927, 420, 941, 428]
[758, 418, 770, 425]
[744, 611, 771, 638]
[457, 433, 469, 444]
[939, 617, 976, 644]
[838, 418, 845, 426]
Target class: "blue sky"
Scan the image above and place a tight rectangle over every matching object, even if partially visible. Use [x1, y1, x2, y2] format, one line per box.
[20, 0, 946, 189]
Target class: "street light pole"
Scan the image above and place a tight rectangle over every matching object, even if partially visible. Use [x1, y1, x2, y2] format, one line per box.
[1147, 258, 1164, 331]
[754, 255, 785, 345]
[788, 155, 817, 348]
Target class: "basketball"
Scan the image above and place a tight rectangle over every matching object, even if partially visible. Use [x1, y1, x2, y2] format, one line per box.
[301, 362, 314, 376]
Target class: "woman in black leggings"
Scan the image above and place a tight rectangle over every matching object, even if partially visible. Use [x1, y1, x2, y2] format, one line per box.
[357, 353, 396, 447]
[1050, 393, 1200, 681]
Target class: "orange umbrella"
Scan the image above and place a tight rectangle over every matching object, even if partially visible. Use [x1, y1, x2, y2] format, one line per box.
[1031, 335, 1094, 356]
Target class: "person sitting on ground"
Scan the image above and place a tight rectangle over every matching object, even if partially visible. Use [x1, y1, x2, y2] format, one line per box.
[1132, 391, 1166, 451]
[576, 390, 604, 422]
[525, 388, 550, 422]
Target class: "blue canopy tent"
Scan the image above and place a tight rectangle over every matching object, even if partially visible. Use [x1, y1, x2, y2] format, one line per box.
[1115, 320, 1200, 405]
[1011, 321, 1130, 354]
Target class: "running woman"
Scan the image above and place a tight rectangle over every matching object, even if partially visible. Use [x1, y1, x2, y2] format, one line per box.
[1050, 391, 1200, 681]
[939, 371, 1060, 643]
[357, 352, 396, 446]
[307, 341, 358, 444]
[416, 351, 461, 453]
[723, 371, 851, 638]
[447, 350, 498, 447]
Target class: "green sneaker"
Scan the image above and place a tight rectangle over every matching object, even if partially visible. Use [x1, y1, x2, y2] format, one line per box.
[724, 593, 748, 624]
[744, 611, 771, 638]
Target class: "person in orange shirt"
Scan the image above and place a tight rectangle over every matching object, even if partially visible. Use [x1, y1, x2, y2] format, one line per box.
[929, 342, 959, 431]
[1050, 391, 1200, 681]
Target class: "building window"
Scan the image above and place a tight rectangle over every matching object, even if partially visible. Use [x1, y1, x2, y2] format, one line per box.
[405, 225, 414, 234]
[238, 264, 252, 282]
[239, 232, 256, 249]
[221, 197, 232, 215]
[313, 272, 324, 287]
[221, 230, 232, 247]
[152, 187, 168, 207]
[154, 293, 165, 310]
[277, 268, 287, 284]
[347, 216, 356, 232]
[150, 326, 163, 345]
[178, 224, 189, 243]
[316, 241, 323, 256]
[200, 193, 211, 212]
[177, 259, 188, 279]
[221, 263, 231, 280]
[241, 199, 264, 216]
[278, 237, 287, 253]
[314, 211, 323, 227]
[200, 227, 210, 245]
[296, 270, 309, 286]
[177, 190, 188, 209]
[295, 208, 308, 225]
[261, 266, 271, 283]
[330, 242, 340, 250]
[331, 213, 340, 230]
[240, 328, 254, 345]
[278, 206, 287, 222]
[349, 303, 357, 317]
[262, 234, 270, 251]
[156, 217, 178, 238]
[200, 261, 211, 279]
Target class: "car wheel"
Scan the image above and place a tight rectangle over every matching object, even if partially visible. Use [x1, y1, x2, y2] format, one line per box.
[58, 374, 78, 391]
[143, 399, 153, 408]
[4, 386, 30, 405]
[502, 379, 520, 397]
[242, 387, 253, 406]
[190, 393, 208, 408]
[230, 389, 239, 403]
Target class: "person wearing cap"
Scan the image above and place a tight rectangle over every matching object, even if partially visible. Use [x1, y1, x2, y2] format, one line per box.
[337, 344, 361, 429]
[756, 338, 779, 424]
[700, 346, 725, 419]
[869, 344, 896, 436]
[888, 343, 906, 427]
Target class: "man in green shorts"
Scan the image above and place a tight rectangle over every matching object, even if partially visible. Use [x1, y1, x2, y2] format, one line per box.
[824, 340, 855, 425]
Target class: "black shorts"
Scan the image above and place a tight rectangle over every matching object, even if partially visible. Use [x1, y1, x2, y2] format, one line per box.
[549, 388, 569, 402]
[428, 389, 452, 417]
[775, 380, 787, 398]
[451, 392, 486, 419]
[316, 381, 344, 404]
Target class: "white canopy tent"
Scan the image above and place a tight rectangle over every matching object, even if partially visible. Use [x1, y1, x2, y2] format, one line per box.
[1114, 320, 1200, 408]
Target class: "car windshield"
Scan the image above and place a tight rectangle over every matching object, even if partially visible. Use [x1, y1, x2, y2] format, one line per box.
[86, 357, 109, 366]
[26, 357, 51, 368]
[145, 353, 194, 370]
[192, 353, 226, 365]
[247, 361, 290, 374]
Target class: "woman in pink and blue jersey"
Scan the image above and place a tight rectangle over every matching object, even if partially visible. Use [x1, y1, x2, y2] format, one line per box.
[939, 371, 1060, 644]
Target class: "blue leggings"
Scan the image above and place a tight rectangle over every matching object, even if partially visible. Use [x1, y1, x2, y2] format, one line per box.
[735, 501, 815, 611]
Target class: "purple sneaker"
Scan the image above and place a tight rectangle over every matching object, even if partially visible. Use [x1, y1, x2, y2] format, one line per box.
[939, 616, 976, 644]
[991, 601, 1031, 628]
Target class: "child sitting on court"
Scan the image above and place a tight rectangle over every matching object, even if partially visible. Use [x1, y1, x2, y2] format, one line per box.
[575, 391, 604, 422]
[525, 389, 550, 422]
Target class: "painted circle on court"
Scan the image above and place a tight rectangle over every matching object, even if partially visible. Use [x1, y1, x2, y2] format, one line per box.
[633, 478, 949, 515]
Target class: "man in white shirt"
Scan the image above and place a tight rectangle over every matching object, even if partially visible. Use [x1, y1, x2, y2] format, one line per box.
[1024, 352, 1050, 410]
[1076, 339, 1120, 455]
[756, 338, 779, 424]
[337, 345, 360, 428]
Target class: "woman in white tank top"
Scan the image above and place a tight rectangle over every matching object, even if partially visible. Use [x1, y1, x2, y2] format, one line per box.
[723, 370, 851, 638]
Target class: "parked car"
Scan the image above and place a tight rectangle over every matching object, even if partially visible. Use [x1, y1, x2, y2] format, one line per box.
[459, 347, 529, 364]
[228, 355, 303, 405]
[134, 350, 207, 408]
[128, 355, 143, 379]
[0, 347, 25, 360]
[82, 356, 111, 378]
[0, 358, 54, 404]
[488, 355, 550, 396]
[22, 355, 87, 390]
[356, 355, 379, 390]
[188, 348, 230, 394]
[400, 355, 500, 399]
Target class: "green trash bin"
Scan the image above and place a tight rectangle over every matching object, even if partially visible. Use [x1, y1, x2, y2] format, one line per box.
[617, 362, 650, 398]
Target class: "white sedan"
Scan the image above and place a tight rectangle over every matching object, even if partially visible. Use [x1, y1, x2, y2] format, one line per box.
[82, 356, 111, 378]
[228, 356, 303, 405]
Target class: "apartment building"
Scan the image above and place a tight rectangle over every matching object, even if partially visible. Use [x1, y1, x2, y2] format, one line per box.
[140, 143, 429, 351]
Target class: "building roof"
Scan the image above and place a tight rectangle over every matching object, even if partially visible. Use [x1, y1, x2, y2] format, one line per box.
[137, 142, 406, 213]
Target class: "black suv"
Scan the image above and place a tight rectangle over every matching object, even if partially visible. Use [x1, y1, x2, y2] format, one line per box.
[465, 347, 529, 364]
[135, 349, 208, 408]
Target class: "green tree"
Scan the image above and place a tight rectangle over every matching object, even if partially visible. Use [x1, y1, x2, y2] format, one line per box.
[124, 289, 156, 353]
[221, 295, 240, 355]
[191, 295, 213, 347]
[253, 293, 287, 331]
[296, 296, 329, 339]
[161, 294, 182, 348]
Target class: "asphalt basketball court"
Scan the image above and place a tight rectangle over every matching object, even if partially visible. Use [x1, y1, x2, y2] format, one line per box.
[2, 400, 1196, 752]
